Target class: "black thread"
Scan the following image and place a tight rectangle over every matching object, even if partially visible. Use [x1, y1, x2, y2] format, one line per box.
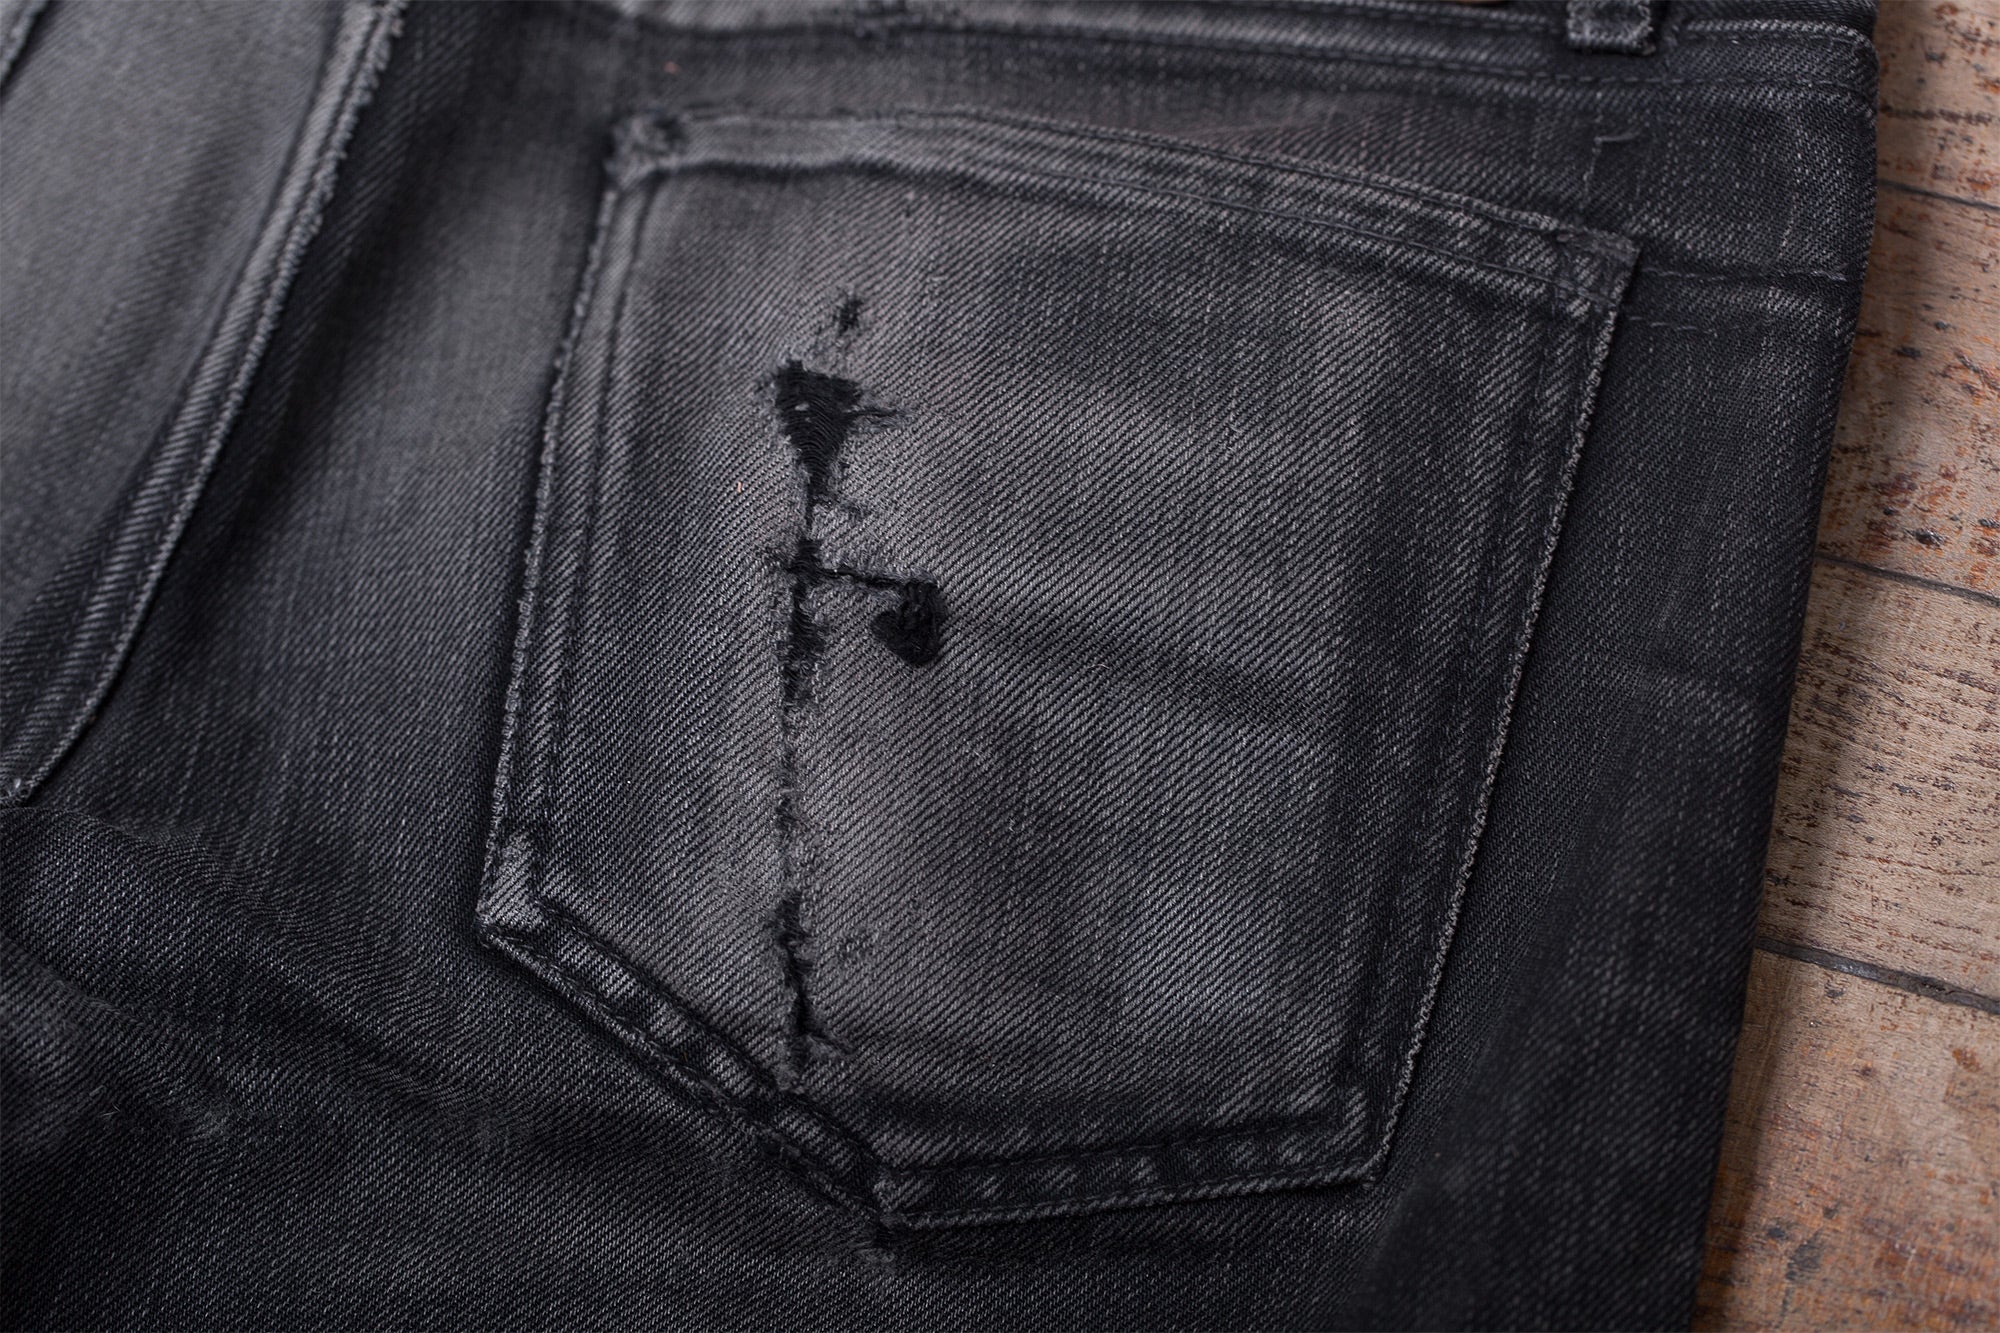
[768, 365, 935, 1075]
[480, 116, 1643, 1223]
[774, 362, 888, 512]
[496, 915, 880, 1213]
[869, 579, 948, 667]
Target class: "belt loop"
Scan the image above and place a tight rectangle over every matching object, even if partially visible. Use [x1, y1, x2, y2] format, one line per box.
[1565, 0, 1662, 55]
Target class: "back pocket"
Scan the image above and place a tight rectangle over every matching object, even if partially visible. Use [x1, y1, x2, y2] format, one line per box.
[479, 110, 1633, 1227]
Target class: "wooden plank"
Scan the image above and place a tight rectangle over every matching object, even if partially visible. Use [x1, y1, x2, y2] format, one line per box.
[1816, 0, 1999, 594]
[1760, 559, 2000, 993]
[1695, 949, 1998, 1330]
[1875, 0, 1999, 204]
[1817, 184, 1999, 592]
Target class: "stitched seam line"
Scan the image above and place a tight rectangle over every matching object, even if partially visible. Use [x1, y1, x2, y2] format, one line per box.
[893, 258, 1587, 1181]
[1643, 264, 1852, 283]
[15, 33, 362, 779]
[517, 896, 1368, 1179]
[1023, 0, 1563, 38]
[890, 1164, 1378, 1229]
[568, 1, 1877, 105]
[1347, 255, 1568, 1178]
[1276, 262, 1561, 1169]
[521, 898, 882, 1161]
[491, 140, 1627, 1211]
[534, 220, 1592, 1186]
[655, 106, 1597, 240]
[915, 159, 1612, 303]
[905, 270, 1617, 1204]
[0, 0, 405, 803]
[630, 135, 1621, 307]
[891, 1111, 1367, 1175]
[1372, 259, 1617, 1179]
[524, 183, 658, 894]
[495, 916, 879, 1210]
[481, 148, 634, 870]
[632, 108, 1864, 291]
[485, 161, 891, 1202]
[507, 247, 1386, 1171]
[579, 0, 1876, 48]
[1676, 26, 1874, 58]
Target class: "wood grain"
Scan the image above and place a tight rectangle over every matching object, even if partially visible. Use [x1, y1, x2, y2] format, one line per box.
[1817, 0, 1998, 593]
[1876, 0, 1998, 202]
[1760, 560, 1999, 992]
[1696, 950, 1998, 1330]
[1818, 189, 1999, 592]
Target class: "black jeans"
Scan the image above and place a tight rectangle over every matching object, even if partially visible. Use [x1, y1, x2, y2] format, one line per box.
[0, 1, 1876, 1327]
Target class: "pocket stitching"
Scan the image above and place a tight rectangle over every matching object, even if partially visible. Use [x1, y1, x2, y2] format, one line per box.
[529, 183, 658, 892]
[618, 109, 1627, 308]
[894, 265, 1574, 1185]
[482, 112, 1633, 1225]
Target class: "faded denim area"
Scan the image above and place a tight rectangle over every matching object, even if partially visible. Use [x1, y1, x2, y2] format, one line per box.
[482, 109, 1634, 1225]
[0, 1, 1874, 1329]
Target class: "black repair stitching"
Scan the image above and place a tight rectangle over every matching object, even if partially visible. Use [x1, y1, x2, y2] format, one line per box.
[519, 880, 1380, 1182]
[494, 914, 880, 1214]
[767, 360, 949, 1079]
[520, 890, 1370, 1172]
[494, 898, 1388, 1230]
[488, 129, 1630, 1219]
[485, 137, 1375, 1218]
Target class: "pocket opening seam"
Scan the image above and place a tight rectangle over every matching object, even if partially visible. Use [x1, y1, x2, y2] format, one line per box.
[617, 110, 1631, 309]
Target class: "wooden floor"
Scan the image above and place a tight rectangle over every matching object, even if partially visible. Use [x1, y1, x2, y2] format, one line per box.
[1692, 2, 2000, 1327]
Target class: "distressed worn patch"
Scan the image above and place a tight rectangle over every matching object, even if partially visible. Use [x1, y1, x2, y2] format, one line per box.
[480, 110, 1634, 1226]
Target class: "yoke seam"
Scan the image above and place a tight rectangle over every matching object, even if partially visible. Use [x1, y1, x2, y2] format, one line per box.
[561, 1, 1877, 107]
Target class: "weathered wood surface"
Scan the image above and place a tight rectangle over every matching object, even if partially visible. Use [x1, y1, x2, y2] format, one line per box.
[1818, 0, 1999, 594]
[1697, 951, 1998, 1330]
[1818, 188, 1998, 593]
[1697, 2, 2000, 1328]
[1759, 561, 1998, 993]
[1876, 0, 1997, 199]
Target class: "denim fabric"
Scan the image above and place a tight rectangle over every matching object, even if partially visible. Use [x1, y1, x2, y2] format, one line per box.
[1, 1, 1875, 1328]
